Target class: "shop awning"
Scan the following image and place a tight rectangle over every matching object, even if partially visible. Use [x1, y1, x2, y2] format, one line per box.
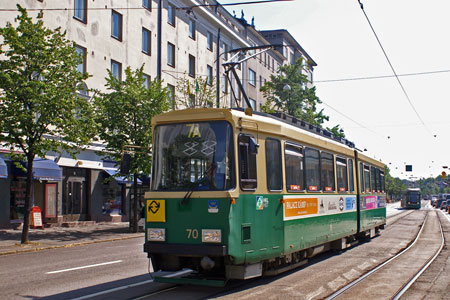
[13, 158, 63, 181]
[104, 169, 142, 185]
[0, 157, 8, 179]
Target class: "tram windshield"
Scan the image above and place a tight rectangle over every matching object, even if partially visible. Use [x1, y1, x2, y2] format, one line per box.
[152, 121, 235, 191]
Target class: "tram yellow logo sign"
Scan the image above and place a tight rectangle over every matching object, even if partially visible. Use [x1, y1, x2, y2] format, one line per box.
[147, 200, 165, 223]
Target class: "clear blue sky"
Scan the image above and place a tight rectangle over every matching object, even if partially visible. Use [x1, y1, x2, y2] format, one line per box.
[221, 0, 450, 180]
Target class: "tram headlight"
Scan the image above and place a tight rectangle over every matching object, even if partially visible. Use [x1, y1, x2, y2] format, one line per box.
[202, 229, 221, 243]
[148, 228, 165, 242]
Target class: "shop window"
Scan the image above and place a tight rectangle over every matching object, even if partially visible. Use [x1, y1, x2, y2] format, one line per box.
[321, 152, 335, 192]
[285, 142, 304, 192]
[266, 138, 282, 191]
[305, 147, 320, 192]
[238, 134, 258, 190]
[336, 157, 348, 192]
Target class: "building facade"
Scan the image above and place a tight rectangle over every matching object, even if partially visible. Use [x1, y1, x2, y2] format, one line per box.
[0, 0, 316, 228]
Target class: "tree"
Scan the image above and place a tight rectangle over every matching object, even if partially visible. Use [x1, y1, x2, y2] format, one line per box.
[384, 166, 407, 201]
[260, 58, 328, 125]
[173, 75, 216, 109]
[94, 65, 169, 232]
[0, 6, 95, 243]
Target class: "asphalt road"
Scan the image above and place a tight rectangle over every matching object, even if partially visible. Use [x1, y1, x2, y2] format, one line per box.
[0, 237, 150, 300]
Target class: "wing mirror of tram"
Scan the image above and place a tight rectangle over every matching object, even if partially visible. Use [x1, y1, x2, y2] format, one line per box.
[120, 153, 131, 175]
[249, 136, 259, 155]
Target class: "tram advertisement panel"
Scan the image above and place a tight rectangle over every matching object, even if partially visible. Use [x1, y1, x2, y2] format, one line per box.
[283, 195, 357, 221]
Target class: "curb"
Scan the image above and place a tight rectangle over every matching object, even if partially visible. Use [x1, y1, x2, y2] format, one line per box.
[0, 234, 144, 256]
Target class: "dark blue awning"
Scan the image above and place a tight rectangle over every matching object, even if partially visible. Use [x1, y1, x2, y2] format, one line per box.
[12, 158, 63, 181]
[0, 157, 7, 179]
[104, 169, 142, 185]
[33, 159, 63, 181]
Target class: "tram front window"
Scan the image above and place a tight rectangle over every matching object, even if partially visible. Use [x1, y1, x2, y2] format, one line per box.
[152, 121, 235, 191]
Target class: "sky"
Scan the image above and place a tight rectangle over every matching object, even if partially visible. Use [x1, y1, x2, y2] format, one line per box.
[220, 0, 450, 180]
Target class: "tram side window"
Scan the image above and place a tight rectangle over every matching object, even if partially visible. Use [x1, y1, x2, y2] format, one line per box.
[364, 165, 371, 193]
[370, 166, 376, 192]
[380, 170, 385, 192]
[348, 159, 355, 192]
[285, 143, 304, 192]
[238, 134, 257, 190]
[375, 168, 381, 192]
[336, 157, 348, 192]
[359, 162, 364, 193]
[266, 138, 282, 191]
[321, 152, 335, 192]
[305, 148, 320, 191]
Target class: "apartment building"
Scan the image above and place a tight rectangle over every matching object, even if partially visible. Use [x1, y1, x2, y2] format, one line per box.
[0, 0, 315, 228]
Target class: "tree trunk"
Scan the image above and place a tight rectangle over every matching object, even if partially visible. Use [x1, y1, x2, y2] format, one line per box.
[132, 172, 138, 233]
[21, 154, 35, 244]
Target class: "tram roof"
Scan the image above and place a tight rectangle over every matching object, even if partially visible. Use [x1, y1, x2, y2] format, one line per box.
[152, 108, 384, 168]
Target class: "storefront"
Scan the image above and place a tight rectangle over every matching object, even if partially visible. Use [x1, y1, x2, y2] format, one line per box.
[10, 158, 63, 226]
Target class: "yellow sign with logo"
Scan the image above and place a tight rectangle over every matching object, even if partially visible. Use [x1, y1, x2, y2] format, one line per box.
[284, 198, 318, 219]
[147, 200, 165, 222]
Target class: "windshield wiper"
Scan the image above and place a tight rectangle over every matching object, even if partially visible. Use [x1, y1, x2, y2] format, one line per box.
[181, 163, 215, 206]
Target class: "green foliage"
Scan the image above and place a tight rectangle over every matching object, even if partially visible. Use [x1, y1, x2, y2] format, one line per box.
[174, 75, 216, 109]
[0, 5, 94, 160]
[327, 124, 346, 138]
[94, 65, 170, 175]
[0, 5, 95, 243]
[384, 166, 407, 200]
[260, 58, 329, 126]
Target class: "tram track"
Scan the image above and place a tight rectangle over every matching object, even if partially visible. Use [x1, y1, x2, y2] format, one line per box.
[324, 210, 445, 300]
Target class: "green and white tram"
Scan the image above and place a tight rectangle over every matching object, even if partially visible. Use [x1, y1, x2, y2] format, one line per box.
[143, 108, 386, 285]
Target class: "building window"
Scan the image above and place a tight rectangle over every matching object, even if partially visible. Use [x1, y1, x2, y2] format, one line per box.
[207, 31, 213, 51]
[249, 69, 256, 86]
[266, 139, 282, 191]
[167, 84, 175, 108]
[74, 0, 87, 23]
[168, 4, 176, 26]
[223, 43, 228, 60]
[111, 10, 123, 41]
[207, 65, 213, 85]
[188, 55, 195, 77]
[75, 45, 87, 74]
[111, 60, 122, 81]
[167, 42, 175, 67]
[189, 19, 196, 39]
[143, 73, 150, 89]
[222, 74, 228, 93]
[142, 28, 151, 55]
[143, 0, 151, 11]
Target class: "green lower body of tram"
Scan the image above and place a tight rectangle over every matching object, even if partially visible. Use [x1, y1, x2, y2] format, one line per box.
[144, 193, 386, 286]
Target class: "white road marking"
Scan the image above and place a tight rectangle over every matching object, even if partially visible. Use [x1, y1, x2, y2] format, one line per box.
[70, 269, 192, 300]
[46, 260, 122, 274]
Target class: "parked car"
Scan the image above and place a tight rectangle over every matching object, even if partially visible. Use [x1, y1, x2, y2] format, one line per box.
[440, 200, 448, 210]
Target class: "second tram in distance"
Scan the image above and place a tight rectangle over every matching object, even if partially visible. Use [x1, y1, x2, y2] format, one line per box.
[402, 187, 421, 209]
[143, 108, 386, 285]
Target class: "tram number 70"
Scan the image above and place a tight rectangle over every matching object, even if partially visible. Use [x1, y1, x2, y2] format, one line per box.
[186, 229, 199, 239]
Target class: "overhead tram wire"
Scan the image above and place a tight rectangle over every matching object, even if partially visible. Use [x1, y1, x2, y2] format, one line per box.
[315, 69, 450, 83]
[357, 0, 434, 137]
[0, 0, 293, 12]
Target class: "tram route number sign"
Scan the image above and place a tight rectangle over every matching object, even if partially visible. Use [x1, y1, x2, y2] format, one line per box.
[147, 200, 165, 223]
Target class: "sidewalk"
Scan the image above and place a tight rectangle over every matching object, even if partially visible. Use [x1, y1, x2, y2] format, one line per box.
[0, 222, 145, 256]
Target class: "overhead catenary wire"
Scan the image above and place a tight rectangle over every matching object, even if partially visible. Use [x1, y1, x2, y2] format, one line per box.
[0, 0, 293, 12]
[315, 69, 450, 83]
[357, 0, 434, 136]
